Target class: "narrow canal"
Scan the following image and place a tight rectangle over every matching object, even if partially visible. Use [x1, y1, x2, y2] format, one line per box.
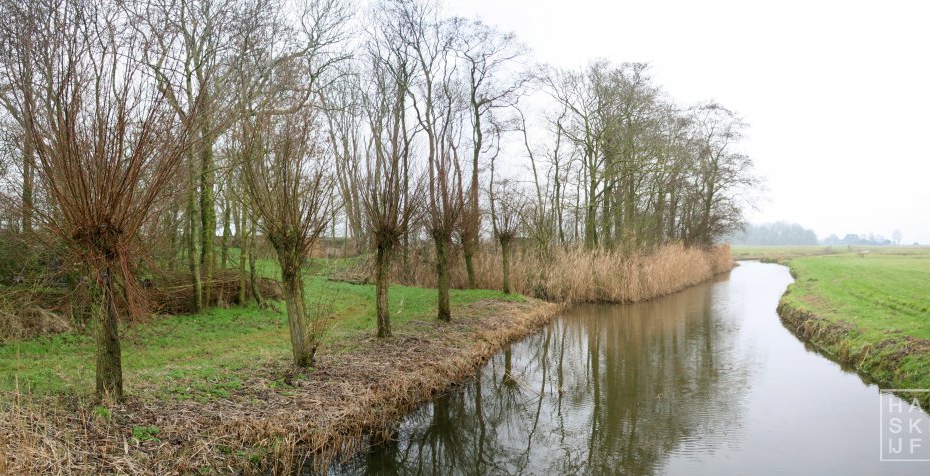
[340, 261, 928, 475]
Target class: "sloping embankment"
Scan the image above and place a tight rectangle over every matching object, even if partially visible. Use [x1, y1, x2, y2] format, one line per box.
[1, 298, 560, 474]
[776, 261, 930, 407]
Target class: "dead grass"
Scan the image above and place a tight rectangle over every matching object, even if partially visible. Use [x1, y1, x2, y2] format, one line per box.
[0, 298, 560, 474]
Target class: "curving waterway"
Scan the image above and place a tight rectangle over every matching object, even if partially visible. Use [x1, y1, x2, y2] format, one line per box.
[338, 261, 930, 475]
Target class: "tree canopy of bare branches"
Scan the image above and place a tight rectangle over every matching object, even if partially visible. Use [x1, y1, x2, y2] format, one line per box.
[243, 108, 333, 366]
[0, 0, 760, 397]
[8, 0, 199, 399]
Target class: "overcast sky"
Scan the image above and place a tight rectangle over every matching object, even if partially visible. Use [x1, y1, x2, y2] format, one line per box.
[446, 0, 930, 243]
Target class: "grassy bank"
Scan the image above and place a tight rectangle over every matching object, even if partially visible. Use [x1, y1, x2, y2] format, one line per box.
[0, 244, 731, 474]
[777, 249, 930, 401]
[0, 275, 558, 474]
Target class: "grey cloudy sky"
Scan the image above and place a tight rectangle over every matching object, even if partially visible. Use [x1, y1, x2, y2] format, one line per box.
[447, 0, 930, 243]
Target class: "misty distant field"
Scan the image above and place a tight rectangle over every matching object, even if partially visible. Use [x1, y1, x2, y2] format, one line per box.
[731, 245, 930, 261]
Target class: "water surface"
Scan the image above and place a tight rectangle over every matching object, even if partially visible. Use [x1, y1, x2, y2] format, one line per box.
[341, 262, 929, 475]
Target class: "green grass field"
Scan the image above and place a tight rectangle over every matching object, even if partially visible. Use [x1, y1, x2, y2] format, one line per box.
[0, 257, 523, 400]
[779, 248, 930, 389]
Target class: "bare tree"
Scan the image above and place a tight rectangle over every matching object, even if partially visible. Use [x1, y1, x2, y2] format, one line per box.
[324, 78, 366, 252]
[543, 63, 608, 250]
[394, 0, 466, 321]
[243, 108, 333, 367]
[136, 0, 247, 311]
[686, 102, 755, 245]
[231, 1, 349, 353]
[138, 0, 350, 310]
[455, 19, 528, 288]
[331, 7, 423, 337]
[356, 59, 421, 336]
[20, 0, 197, 399]
[0, 0, 40, 234]
[519, 106, 566, 254]
[489, 179, 526, 294]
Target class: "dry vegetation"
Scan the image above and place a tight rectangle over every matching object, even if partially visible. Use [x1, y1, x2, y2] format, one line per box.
[350, 243, 733, 304]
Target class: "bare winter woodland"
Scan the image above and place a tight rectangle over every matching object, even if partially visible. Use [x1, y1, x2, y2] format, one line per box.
[0, 0, 755, 401]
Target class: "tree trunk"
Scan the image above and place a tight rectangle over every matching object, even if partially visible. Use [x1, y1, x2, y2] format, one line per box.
[167, 205, 179, 272]
[601, 183, 612, 250]
[248, 219, 263, 307]
[221, 196, 230, 270]
[21, 131, 33, 234]
[574, 170, 582, 242]
[554, 162, 564, 245]
[500, 238, 512, 294]
[187, 153, 203, 312]
[200, 126, 216, 306]
[701, 178, 716, 246]
[375, 244, 393, 338]
[666, 190, 678, 241]
[465, 91, 482, 290]
[238, 205, 248, 305]
[282, 269, 314, 367]
[584, 201, 598, 249]
[434, 234, 451, 322]
[463, 248, 476, 289]
[95, 266, 123, 400]
[584, 168, 598, 249]
[21, 46, 34, 234]
[625, 172, 636, 250]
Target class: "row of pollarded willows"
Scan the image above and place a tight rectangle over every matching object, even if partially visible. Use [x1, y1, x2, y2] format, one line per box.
[0, 0, 756, 407]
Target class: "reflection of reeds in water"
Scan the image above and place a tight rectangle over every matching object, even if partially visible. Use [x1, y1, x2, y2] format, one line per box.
[387, 243, 733, 304]
[350, 278, 753, 475]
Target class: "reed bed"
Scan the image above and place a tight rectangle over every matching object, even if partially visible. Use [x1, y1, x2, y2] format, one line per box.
[381, 243, 733, 303]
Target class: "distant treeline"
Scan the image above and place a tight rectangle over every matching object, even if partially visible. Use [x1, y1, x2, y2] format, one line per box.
[822, 234, 894, 246]
[729, 222, 818, 246]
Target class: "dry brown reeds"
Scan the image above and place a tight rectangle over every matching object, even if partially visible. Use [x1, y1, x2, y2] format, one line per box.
[377, 243, 733, 304]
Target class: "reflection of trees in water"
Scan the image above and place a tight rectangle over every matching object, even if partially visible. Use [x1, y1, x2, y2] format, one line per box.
[341, 280, 752, 475]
